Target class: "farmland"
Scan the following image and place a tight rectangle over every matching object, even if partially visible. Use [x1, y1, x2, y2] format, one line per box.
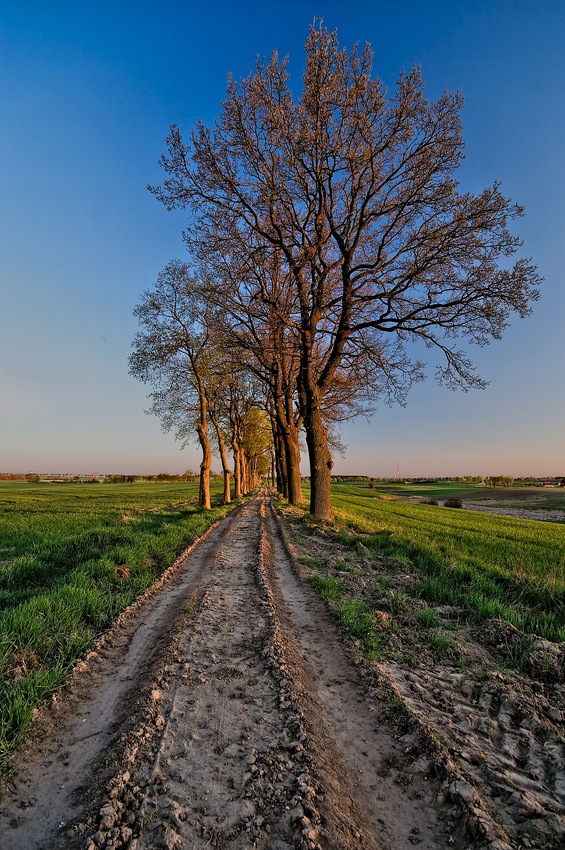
[0, 480, 233, 766]
[0, 482, 564, 848]
[315, 482, 565, 641]
[353, 479, 565, 510]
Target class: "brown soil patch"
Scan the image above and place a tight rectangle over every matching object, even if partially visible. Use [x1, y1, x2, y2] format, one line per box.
[459, 488, 565, 506]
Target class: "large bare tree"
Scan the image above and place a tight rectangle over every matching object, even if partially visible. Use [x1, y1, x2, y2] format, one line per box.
[151, 23, 540, 520]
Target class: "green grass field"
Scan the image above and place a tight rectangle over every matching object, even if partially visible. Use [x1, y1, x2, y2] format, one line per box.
[355, 480, 565, 510]
[324, 483, 565, 642]
[362, 481, 485, 499]
[0, 480, 233, 768]
[292, 482, 565, 650]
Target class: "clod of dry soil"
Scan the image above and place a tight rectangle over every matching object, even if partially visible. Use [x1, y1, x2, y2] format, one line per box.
[2, 490, 561, 849]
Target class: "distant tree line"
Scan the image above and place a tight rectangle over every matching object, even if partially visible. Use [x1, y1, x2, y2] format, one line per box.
[130, 24, 539, 517]
[0, 472, 230, 484]
[4, 473, 563, 488]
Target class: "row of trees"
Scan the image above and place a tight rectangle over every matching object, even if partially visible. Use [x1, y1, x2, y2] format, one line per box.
[131, 24, 539, 519]
[129, 266, 273, 507]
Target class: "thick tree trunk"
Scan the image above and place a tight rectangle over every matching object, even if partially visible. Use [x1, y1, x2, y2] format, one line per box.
[196, 422, 212, 510]
[283, 424, 303, 505]
[211, 415, 230, 504]
[303, 384, 334, 521]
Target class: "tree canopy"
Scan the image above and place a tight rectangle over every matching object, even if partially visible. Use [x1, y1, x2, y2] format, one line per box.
[142, 23, 540, 519]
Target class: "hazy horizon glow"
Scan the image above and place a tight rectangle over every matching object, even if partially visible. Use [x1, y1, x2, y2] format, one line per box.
[1, 1, 564, 479]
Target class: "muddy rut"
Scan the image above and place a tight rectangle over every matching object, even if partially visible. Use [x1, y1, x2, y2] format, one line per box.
[2, 491, 467, 849]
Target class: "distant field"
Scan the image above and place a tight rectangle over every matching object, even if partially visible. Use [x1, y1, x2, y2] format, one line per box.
[308, 482, 565, 642]
[356, 480, 565, 511]
[0, 480, 232, 766]
[0, 480, 221, 560]
[364, 481, 485, 499]
[460, 488, 565, 511]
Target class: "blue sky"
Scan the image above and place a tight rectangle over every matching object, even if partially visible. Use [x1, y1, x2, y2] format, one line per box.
[1, 0, 563, 477]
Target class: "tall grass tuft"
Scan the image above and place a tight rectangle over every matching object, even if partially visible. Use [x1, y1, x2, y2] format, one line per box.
[307, 571, 381, 658]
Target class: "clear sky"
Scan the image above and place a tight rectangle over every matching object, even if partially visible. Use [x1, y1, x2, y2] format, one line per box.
[1, 0, 563, 478]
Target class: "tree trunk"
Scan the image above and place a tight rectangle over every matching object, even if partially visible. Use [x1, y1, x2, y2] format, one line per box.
[196, 422, 212, 510]
[284, 383, 304, 505]
[273, 395, 302, 504]
[211, 415, 230, 504]
[303, 383, 334, 520]
[249, 457, 258, 489]
[240, 450, 249, 494]
[194, 371, 211, 510]
[223, 467, 231, 504]
[275, 426, 288, 498]
[283, 424, 303, 505]
[269, 413, 287, 498]
[232, 436, 242, 498]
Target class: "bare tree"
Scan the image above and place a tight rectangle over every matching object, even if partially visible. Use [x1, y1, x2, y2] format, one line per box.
[151, 23, 540, 520]
[199, 234, 391, 505]
[129, 261, 214, 509]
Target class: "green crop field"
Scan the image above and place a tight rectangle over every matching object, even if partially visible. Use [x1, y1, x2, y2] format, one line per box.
[345, 479, 565, 510]
[0, 480, 233, 768]
[324, 483, 565, 640]
[361, 481, 485, 499]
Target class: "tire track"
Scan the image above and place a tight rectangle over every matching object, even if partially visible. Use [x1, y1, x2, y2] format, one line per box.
[261, 498, 462, 850]
[386, 663, 565, 848]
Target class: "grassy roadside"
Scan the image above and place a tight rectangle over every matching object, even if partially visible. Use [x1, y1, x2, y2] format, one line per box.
[308, 572, 382, 659]
[0, 481, 236, 769]
[282, 482, 565, 671]
[330, 484, 565, 641]
[284, 486, 565, 850]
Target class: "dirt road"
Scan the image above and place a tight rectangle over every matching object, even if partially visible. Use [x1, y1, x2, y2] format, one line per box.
[0, 490, 468, 850]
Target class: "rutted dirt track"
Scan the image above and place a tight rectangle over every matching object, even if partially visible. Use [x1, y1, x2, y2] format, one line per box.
[1, 489, 551, 849]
